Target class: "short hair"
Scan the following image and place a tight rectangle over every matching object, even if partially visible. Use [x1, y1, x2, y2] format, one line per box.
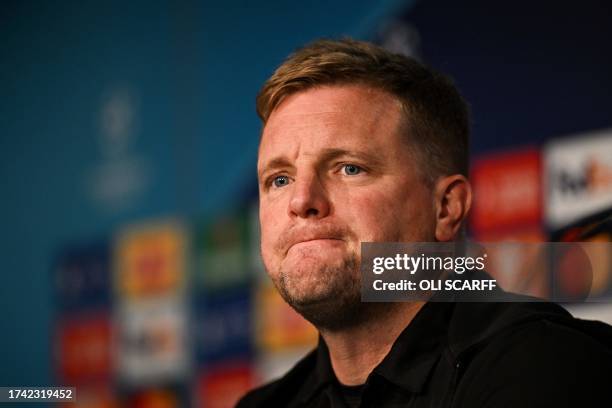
[256, 38, 470, 184]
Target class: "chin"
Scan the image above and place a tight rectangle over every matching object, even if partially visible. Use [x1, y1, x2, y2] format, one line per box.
[282, 278, 336, 305]
[284, 285, 366, 331]
[272, 254, 363, 330]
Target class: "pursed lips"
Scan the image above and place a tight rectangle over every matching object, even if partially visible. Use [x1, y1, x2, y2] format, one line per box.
[286, 237, 344, 254]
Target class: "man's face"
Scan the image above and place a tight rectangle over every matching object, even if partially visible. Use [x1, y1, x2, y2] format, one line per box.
[257, 85, 436, 329]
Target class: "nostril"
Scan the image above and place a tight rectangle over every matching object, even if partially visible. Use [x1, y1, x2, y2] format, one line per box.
[306, 208, 319, 216]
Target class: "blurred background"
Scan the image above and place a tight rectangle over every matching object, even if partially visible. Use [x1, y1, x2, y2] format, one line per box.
[2, 0, 612, 406]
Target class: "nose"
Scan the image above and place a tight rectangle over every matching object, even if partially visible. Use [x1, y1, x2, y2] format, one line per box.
[288, 172, 331, 219]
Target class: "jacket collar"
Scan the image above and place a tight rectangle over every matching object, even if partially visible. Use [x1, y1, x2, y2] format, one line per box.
[296, 287, 572, 403]
[298, 301, 456, 403]
[296, 336, 337, 405]
[372, 301, 455, 393]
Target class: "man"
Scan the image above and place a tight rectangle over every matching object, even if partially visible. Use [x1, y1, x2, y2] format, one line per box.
[238, 39, 612, 407]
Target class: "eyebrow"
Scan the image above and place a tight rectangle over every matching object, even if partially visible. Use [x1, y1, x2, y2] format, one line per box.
[318, 148, 382, 165]
[258, 157, 294, 180]
[258, 148, 383, 180]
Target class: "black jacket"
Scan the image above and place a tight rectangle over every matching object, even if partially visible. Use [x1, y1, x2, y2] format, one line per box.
[237, 294, 612, 407]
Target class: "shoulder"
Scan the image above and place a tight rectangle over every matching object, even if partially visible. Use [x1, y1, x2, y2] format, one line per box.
[454, 304, 612, 407]
[472, 316, 612, 373]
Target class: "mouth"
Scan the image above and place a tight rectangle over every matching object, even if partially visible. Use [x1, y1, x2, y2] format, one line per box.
[287, 238, 345, 253]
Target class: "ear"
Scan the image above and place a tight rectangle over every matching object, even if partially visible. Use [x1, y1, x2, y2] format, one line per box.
[433, 175, 472, 242]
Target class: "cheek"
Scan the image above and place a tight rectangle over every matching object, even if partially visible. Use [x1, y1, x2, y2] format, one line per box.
[341, 191, 401, 240]
[341, 186, 433, 241]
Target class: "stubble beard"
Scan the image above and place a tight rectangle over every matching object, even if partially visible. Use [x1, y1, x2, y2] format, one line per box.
[270, 252, 376, 332]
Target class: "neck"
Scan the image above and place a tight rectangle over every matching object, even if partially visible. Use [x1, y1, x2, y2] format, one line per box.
[320, 301, 425, 386]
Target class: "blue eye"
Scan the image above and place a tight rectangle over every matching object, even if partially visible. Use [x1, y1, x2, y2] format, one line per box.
[273, 175, 290, 187]
[343, 164, 362, 175]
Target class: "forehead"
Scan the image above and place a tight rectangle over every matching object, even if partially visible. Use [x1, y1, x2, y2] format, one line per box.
[258, 85, 404, 163]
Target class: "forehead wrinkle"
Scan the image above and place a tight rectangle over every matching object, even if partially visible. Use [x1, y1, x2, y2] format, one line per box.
[263, 111, 348, 139]
[265, 84, 403, 131]
[266, 86, 397, 127]
[265, 107, 396, 144]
